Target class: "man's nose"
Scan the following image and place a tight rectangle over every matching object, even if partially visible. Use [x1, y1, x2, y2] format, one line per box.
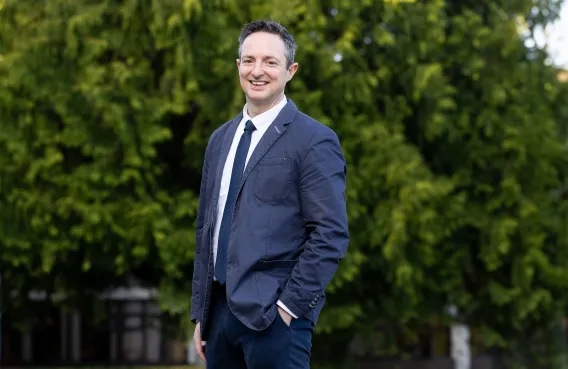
[251, 61, 264, 76]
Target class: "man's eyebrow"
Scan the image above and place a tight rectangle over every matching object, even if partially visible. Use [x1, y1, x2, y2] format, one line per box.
[240, 55, 282, 61]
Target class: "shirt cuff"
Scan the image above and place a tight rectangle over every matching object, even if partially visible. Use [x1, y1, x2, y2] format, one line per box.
[277, 300, 298, 319]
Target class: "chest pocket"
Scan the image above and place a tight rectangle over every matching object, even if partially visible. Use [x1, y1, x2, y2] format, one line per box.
[254, 158, 292, 202]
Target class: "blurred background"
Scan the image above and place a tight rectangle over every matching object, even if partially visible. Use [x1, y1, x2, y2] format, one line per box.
[1, 0, 567, 368]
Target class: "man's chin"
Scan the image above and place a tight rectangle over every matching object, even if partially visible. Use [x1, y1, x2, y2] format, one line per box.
[245, 92, 271, 104]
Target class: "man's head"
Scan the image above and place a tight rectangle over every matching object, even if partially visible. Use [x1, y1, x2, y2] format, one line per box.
[237, 20, 299, 116]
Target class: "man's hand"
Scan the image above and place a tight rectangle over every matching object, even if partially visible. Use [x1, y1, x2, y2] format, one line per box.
[277, 306, 292, 327]
[193, 321, 206, 363]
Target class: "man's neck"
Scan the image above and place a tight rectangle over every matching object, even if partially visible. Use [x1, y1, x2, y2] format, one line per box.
[246, 95, 285, 118]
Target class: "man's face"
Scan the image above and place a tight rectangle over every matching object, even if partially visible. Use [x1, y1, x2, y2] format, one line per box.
[237, 32, 298, 109]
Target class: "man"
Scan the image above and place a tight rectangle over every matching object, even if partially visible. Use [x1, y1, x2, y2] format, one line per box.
[191, 20, 349, 369]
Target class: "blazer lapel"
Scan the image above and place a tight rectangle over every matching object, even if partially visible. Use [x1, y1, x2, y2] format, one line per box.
[238, 99, 299, 191]
[208, 112, 243, 224]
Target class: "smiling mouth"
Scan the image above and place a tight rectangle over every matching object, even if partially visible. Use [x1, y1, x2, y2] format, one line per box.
[250, 81, 269, 86]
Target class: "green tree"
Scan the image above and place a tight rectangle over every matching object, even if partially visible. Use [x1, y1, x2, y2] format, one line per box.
[1, 1, 567, 367]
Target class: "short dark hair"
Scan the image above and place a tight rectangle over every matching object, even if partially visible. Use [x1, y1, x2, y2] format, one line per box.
[238, 20, 296, 67]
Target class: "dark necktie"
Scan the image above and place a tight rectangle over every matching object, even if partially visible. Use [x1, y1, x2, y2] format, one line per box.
[215, 120, 256, 285]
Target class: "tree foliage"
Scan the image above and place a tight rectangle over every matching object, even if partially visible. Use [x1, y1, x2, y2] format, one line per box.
[1, 0, 567, 367]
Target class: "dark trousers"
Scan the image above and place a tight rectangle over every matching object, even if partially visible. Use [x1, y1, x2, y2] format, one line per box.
[205, 282, 315, 369]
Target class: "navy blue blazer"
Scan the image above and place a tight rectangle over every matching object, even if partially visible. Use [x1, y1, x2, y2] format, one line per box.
[191, 99, 349, 337]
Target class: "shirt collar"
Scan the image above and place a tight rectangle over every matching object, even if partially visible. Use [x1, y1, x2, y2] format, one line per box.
[242, 96, 288, 133]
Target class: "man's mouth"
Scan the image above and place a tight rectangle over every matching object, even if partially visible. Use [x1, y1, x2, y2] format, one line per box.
[250, 81, 269, 86]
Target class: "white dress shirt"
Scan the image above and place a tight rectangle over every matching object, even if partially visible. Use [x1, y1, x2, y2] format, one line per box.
[212, 95, 298, 319]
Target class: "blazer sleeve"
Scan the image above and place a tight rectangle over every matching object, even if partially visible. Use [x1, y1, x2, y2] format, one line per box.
[191, 132, 216, 324]
[278, 126, 350, 318]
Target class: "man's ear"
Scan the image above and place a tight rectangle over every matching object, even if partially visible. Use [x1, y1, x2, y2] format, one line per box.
[236, 59, 241, 68]
[287, 62, 299, 81]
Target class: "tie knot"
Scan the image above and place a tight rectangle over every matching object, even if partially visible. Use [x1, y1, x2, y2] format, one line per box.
[245, 120, 256, 132]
